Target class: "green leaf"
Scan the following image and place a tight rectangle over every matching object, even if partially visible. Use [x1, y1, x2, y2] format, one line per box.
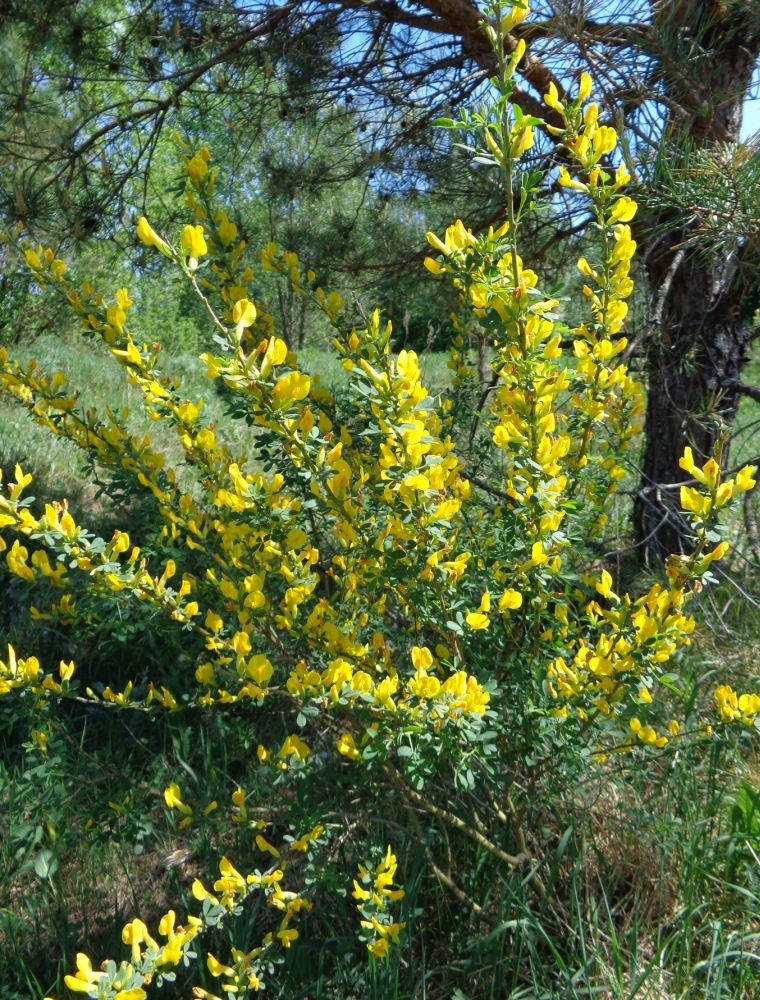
[33, 849, 58, 881]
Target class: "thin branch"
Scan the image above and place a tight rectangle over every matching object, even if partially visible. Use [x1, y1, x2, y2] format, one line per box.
[46, 4, 297, 180]
[730, 380, 760, 405]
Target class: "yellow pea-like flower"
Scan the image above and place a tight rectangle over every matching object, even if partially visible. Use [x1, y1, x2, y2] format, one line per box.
[465, 611, 490, 630]
[232, 297, 257, 338]
[499, 588, 523, 610]
[735, 464, 757, 492]
[207, 953, 234, 977]
[256, 833, 281, 857]
[64, 952, 108, 992]
[164, 783, 192, 816]
[411, 646, 434, 671]
[215, 211, 238, 246]
[272, 371, 311, 408]
[186, 154, 208, 184]
[544, 80, 565, 114]
[595, 569, 617, 601]
[260, 336, 288, 376]
[501, 0, 529, 34]
[180, 224, 207, 267]
[577, 71, 592, 101]
[609, 196, 637, 224]
[336, 733, 361, 759]
[136, 216, 172, 256]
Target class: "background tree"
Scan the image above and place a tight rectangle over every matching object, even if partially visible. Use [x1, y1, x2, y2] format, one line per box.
[1, 0, 759, 559]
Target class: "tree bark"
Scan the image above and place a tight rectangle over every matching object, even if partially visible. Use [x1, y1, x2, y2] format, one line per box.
[632, 2, 759, 563]
[634, 235, 751, 561]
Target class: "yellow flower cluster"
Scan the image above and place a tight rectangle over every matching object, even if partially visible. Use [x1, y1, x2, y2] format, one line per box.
[714, 686, 760, 725]
[422, 65, 644, 639]
[353, 845, 406, 958]
[545, 447, 757, 736]
[0, 642, 74, 699]
[679, 446, 756, 521]
[63, 908, 201, 997]
[287, 646, 490, 721]
[61, 837, 312, 998]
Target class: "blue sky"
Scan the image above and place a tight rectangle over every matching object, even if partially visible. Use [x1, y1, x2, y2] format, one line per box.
[741, 63, 760, 139]
[742, 97, 760, 140]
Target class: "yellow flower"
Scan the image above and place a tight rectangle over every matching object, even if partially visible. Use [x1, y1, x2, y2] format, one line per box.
[353, 879, 371, 901]
[187, 154, 209, 184]
[272, 372, 311, 408]
[205, 610, 223, 632]
[735, 464, 757, 492]
[577, 71, 592, 101]
[679, 445, 719, 488]
[260, 336, 288, 376]
[192, 879, 219, 904]
[680, 485, 709, 517]
[529, 540, 549, 567]
[207, 953, 234, 977]
[232, 298, 257, 338]
[180, 224, 208, 267]
[64, 953, 107, 992]
[408, 673, 441, 698]
[739, 693, 760, 716]
[509, 125, 534, 158]
[216, 211, 238, 246]
[368, 938, 390, 958]
[164, 782, 193, 816]
[411, 646, 434, 671]
[122, 918, 158, 964]
[609, 196, 637, 224]
[291, 824, 323, 851]
[544, 80, 565, 114]
[336, 733, 361, 759]
[595, 569, 618, 601]
[499, 588, 522, 610]
[278, 733, 310, 760]
[31, 729, 49, 753]
[24, 247, 41, 269]
[501, 0, 529, 34]
[465, 611, 490, 630]
[277, 927, 299, 947]
[136, 217, 172, 257]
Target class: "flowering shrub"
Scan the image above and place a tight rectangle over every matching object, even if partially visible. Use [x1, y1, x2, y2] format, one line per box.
[0, 2, 757, 996]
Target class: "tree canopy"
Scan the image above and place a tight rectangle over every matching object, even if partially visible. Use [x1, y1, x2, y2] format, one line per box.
[2, 0, 760, 560]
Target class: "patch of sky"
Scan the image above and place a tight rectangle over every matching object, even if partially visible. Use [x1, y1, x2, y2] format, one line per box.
[742, 64, 760, 140]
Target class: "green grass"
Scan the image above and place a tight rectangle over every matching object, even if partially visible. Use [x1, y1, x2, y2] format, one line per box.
[0, 333, 454, 514]
[2, 333, 760, 998]
[4, 724, 760, 998]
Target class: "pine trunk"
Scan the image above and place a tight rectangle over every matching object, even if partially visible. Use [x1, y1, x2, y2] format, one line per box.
[633, 242, 751, 561]
[632, 4, 759, 563]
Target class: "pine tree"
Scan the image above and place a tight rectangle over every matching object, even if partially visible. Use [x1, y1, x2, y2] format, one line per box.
[2, 0, 759, 560]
